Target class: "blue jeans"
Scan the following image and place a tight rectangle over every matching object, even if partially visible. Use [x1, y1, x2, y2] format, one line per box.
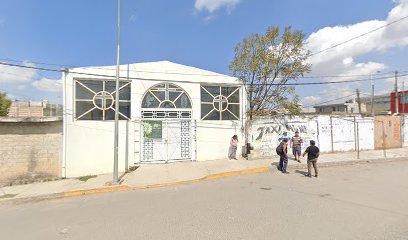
[279, 155, 288, 172]
[293, 146, 301, 157]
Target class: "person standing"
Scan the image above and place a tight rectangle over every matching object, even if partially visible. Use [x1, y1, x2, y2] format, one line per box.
[228, 135, 238, 160]
[290, 131, 303, 163]
[277, 139, 289, 174]
[302, 140, 320, 178]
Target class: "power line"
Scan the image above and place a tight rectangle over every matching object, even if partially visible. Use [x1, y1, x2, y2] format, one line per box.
[0, 57, 79, 68]
[1, 15, 407, 79]
[309, 14, 408, 57]
[2, 56, 407, 79]
[82, 65, 397, 79]
[302, 94, 356, 108]
[2, 61, 407, 86]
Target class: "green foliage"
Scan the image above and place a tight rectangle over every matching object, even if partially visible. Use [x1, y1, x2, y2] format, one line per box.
[0, 194, 17, 199]
[229, 26, 311, 117]
[77, 175, 97, 182]
[0, 93, 12, 116]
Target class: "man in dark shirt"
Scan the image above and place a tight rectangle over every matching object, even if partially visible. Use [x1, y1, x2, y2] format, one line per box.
[302, 140, 319, 178]
[278, 139, 289, 174]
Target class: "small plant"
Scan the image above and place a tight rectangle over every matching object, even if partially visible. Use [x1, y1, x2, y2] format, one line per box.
[77, 175, 97, 182]
[0, 194, 17, 199]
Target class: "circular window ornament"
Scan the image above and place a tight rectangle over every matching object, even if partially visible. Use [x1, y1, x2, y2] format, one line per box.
[159, 100, 176, 108]
[93, 91, 114, 110]
[213, 95, 229, 112]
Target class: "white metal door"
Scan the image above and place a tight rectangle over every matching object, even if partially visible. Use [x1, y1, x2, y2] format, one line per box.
[141, 120, 192, 163]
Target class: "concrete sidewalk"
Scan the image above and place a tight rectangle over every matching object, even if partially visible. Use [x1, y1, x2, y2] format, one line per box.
[1, 147, 407, 203]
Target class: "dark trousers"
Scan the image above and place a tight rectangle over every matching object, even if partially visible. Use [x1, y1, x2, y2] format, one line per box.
[279, 155, 288, 172]
[307, 159, 318, 176]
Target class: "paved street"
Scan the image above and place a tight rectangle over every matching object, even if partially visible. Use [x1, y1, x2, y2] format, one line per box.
[1, 160, 407, 240]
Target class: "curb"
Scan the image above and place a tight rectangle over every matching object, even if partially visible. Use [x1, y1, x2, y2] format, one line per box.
[1, 158, 406, 205]
[64, 166, 270, 196]
[0, 166, 270, 205]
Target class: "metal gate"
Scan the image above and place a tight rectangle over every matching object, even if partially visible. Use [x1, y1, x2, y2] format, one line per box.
[141, 119, 194, 163]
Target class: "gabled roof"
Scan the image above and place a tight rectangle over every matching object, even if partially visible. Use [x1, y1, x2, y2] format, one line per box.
[69, 61, 239, 85]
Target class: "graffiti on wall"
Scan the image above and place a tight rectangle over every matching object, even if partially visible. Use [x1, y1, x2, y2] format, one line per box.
[251, 120, 317, 156]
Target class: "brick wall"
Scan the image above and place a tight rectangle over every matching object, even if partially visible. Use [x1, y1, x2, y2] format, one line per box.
[0, 121, 62, 186]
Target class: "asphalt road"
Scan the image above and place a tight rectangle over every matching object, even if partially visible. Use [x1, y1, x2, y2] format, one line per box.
[1, 161, 408, 240]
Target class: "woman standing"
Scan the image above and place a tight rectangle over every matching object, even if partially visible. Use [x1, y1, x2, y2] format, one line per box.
[228, 135, 238, 160]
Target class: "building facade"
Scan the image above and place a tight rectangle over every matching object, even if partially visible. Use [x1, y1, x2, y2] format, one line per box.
[314, 100, 365, 114]
[360, 93, 391, 114]
[8, 100, 63, 118]
[63, 61, 246, 177]
[391, 90, 408, 114]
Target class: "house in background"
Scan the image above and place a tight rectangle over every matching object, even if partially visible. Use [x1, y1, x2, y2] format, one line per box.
[8, 100, 47, 117]
[314, 99, 365, 114]
[63, 61, 246, 177]
[391, 90, 408, 114]
[360, 93, 391, 114]
[8, 100, 63, 118]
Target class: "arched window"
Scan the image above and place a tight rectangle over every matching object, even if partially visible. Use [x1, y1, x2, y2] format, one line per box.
[141, 83, 192, 109]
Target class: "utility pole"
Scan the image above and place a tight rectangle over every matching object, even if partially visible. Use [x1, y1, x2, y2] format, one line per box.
[395, 70, 399, 114]
[402, 80, 405, 114]
[356, 89, 362, 114]
[113, 0, 121, 184]
[370, 75, 374, 116]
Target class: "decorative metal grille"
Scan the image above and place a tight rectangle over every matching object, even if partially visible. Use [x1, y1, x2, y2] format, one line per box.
[200, 85, 240, 120]
[141, 110, 192, 119]
[74, 79, 131, 120]
[141, 83, 192, 109]
[141, 120, 192, 162]
[143, 139, 154, 161]
[180, 121, 191, 158]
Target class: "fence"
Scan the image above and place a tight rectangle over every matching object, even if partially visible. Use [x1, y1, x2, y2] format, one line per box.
[248, 115, 406, 159]
[0, 120, 62, 186]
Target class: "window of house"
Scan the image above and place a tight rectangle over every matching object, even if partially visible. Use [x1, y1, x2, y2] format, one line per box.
[332, 107, 336, 112]
[200, 85, 240, 120]
[141, 83, 192, 109]
[75, 79, 131, 120]
[143, 121, 162, 139]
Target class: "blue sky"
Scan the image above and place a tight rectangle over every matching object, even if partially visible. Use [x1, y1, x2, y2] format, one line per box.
[1, 0, 408, 105]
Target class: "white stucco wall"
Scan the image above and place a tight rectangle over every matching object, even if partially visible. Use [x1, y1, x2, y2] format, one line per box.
[249, 115, 375, 157]
[249, 116, 319, 158]
[317, 116, 374, 152]
[63, 61, 246, 177]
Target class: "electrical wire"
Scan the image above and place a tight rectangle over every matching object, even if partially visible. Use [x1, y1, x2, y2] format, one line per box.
[0, 57, 79, 68]
[1, 56, 406, 79]
[1, 14, 408, 79]
[301, 94, 357, 109]
[1, 61, 406, 86]
[309, 14, 408, 57]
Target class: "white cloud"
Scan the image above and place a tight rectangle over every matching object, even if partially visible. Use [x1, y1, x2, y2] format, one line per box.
[306, 0, 408, 76]
[0, 61, 37, 83]
[195, 0, 240, 13]
[301, 96, 321, 106]
[303, 0, 408, 101]
[32, 78, 62, 92]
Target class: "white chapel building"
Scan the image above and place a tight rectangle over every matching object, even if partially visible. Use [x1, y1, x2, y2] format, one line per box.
[63, 61, 246, 177]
